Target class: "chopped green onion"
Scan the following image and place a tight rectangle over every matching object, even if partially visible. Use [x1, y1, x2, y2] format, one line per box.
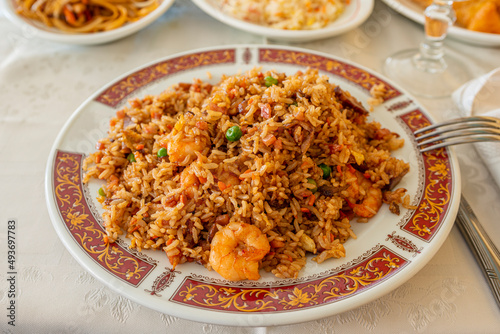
[157, 147, 168, 158]
[98, 187, 106, 197]
[264, 76, 278, 87]
[319, 164, 331, 179]
[226, 125, 243, 142]
[127, 153, 136, 162]
[307, 178, 317, 193]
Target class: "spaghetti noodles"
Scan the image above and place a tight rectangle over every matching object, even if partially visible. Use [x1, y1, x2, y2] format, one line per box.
[15, 0, 160, 33]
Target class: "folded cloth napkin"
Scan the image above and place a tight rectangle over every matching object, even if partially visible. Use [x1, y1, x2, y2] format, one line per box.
[452, 68, 500, 189]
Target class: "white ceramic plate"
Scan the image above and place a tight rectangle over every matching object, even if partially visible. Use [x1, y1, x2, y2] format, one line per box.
[1, 0, 174, 45]
[381, 0, 500, 47]
[191, 0, 374, 41]
[45, 44, 460, 326]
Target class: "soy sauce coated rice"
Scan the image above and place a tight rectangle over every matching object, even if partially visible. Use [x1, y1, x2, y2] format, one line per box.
[83, 68, 411, 280]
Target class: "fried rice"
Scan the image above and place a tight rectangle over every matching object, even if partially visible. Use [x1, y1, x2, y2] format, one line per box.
[83, 68, 412, 280]
[216, 0, 346, 30]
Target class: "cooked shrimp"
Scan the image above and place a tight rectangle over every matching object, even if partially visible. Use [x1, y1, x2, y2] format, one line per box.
[209, 221, 270, 281]
[168, 138, 208, 165]
[165, 114, 210, 164]
[344, 167, 382, 218]
[180, 164, 201, 199]
[353, 186, 382, 218]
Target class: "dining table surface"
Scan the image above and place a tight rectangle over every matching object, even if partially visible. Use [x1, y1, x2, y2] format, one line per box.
[1, 0, 500, 332]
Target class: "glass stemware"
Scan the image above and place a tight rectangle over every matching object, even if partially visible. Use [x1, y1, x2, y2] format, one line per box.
[383, 0, 473, 98]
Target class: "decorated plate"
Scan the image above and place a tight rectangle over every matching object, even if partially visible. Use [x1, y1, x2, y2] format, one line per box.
[190, 0, 374, 41]
[381, 0, 500, 47]
[45, 45, 460, 326]
[1, 0, 175, 45]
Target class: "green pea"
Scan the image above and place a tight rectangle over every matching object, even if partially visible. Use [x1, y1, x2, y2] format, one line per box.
[319, 163, 331, 179]
[98, 187, 106, 197]
[307, 178, 317, 193]
[226, 125, 243, 142]
[127, 153, 136, 162]
[157, 147, 168, 158]
[264, 76, 278, 87]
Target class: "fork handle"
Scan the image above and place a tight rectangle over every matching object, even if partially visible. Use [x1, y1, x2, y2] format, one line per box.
[456, 195, 500, 308]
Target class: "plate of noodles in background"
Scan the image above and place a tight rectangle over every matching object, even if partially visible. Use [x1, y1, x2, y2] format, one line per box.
[191, 0, 374, 41]
[381, 0, 500, 47]
[45, 45, 460, 326]
[1, 0, 175, 44]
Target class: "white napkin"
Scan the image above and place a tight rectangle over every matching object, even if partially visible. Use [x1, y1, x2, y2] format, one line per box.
[452, 68, 500, 189]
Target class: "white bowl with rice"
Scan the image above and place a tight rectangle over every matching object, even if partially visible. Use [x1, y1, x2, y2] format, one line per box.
[191, 0, 374, 41]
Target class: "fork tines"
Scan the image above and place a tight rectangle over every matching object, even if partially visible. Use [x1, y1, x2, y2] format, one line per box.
[415, 116, 500, 152]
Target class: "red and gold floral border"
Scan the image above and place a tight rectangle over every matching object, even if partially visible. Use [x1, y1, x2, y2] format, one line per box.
[259, 48, 401, 101]
[170, 246, 407, 312]
[399, 110, 453, 241]
[52, 150, 156, 285]
[95, 50, 236, 107]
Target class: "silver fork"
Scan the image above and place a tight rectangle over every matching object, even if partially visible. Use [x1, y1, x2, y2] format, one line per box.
[414, 116, 500, 152]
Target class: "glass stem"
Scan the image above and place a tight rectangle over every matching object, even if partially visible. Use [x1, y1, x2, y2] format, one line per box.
[416, 0, 455, 73]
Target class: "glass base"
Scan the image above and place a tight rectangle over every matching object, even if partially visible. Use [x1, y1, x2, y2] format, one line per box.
[383, 48, 473, 98]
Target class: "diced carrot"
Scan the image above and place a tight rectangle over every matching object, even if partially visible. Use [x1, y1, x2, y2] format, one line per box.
[63, 5, 76, 25]
[347, 164, 356, 174]
[363, 172, 371, 179]
[166, 238, 174, 245]
[218, 181, 227, 191]
[116, 109, 126, 119]
[103, 235, 109, 244]
[110, 119, 117, 127]
[150, 111, 161, 120]
[300, 208, 310, 213]
[262, 134, 276, 146]
[337, 165, 342, 175]
[308, 194, 316, 206]
[136, 144, 144, 150]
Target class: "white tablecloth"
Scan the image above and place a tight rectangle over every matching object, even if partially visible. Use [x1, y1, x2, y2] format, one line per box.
[1, 0, 500, 332]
